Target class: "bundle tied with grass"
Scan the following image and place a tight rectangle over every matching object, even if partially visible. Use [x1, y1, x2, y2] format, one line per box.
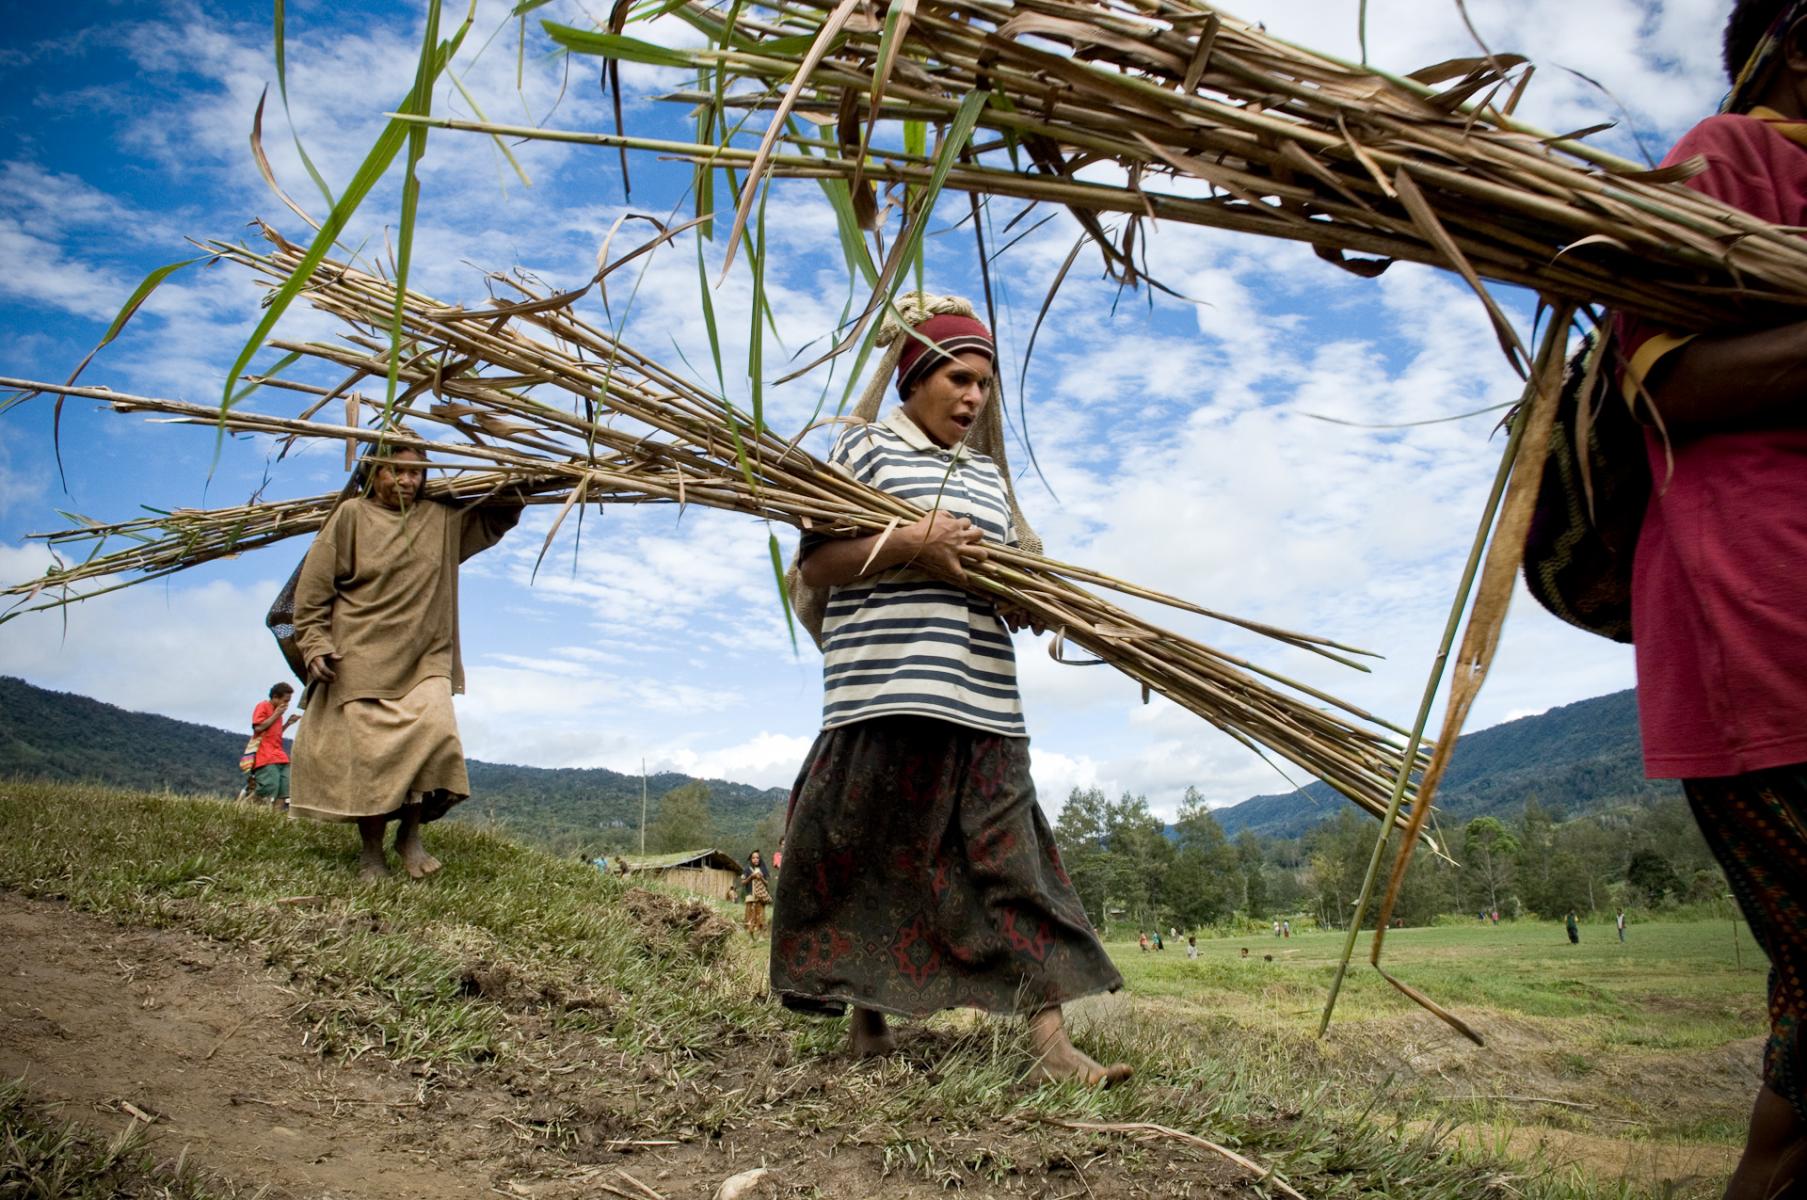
[784, 290, 1039, 645]
[3, 225, 1435, 844]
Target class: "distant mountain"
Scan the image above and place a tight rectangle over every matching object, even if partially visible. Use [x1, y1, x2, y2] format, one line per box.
[0, 676, 786, 852]
[1215, 688, 1680, 839]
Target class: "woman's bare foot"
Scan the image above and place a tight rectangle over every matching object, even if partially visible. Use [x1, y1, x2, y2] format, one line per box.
[357, 817, 389, 882]
[393, 807, 442, 879]
[849, 1007, 897, 1058]
[399, 846, 442, 879]
[1027, 1006, 1131, 1088]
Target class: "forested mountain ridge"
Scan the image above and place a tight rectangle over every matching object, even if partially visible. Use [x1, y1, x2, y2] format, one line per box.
[0, 676, 786, 854]
[1215, 688, 1677, 839]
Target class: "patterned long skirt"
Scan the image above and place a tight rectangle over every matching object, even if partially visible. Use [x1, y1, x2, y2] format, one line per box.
[1685, 764, 1807, 1119]
[770, 716, 1122, 1017]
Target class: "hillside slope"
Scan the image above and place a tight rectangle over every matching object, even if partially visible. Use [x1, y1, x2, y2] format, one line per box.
[1216, 689, 1679, 839]
[0, 676, 785, 850]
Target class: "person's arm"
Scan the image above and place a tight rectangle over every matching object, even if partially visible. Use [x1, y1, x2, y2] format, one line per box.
[251, 701, 285, 734]
[459, 491, 526, 561]
[800, 510, 990, 588]
[294, 510, 347, 684]
[1642, 318, 1807, 435]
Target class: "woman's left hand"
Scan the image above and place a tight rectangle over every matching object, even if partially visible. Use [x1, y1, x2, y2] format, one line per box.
[997, 603, 1045, 634]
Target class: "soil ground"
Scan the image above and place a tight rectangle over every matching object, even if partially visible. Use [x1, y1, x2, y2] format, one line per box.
[0, 891, 1254, 1199]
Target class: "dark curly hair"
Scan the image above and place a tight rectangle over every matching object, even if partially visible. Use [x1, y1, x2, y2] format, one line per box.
[1725, 0, 1792, 85]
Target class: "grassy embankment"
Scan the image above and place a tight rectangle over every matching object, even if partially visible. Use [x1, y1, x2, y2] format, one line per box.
[0, 778, 1767, 1198]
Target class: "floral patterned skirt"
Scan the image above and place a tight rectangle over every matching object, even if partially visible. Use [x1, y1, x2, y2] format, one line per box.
[769, 716, 1122, 1017]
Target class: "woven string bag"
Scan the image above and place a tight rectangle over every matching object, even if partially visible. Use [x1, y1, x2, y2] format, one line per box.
[786, 293, 1042, 649]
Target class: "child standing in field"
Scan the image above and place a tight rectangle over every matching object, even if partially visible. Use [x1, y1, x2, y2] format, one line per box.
[1616, 909, 1626, 943]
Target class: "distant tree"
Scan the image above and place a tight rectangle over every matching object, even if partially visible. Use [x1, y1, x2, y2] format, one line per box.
[1104, 792, 1174, 927]
[1460, 816, 1518, 912]
[750, 800, 788, 861]
[1167, 787, 1238, 927]
[646, 782, 714, 852]
[1054, 787, 1111, 924]
[1626, 849, 1684, 907]
[1235, 830, 1269, 918]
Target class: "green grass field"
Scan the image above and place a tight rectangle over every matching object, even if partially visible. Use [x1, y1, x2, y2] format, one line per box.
[0, 778, 1772, 1199]
[1107, 919, 1767, 1051]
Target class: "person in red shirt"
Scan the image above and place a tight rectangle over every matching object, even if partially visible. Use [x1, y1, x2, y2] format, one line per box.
[1614, 5, 1807, 1195]
[249, 682, 300, 811]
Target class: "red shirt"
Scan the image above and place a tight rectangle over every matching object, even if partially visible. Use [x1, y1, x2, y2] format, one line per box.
[1616, 113, 1807, 778]
[251, 700, 289, 768]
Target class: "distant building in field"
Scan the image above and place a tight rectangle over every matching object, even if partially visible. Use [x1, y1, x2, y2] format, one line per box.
[617, 849, 743, 900]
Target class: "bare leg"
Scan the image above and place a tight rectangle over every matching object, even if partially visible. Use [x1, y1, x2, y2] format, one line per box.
[394, 802, 441, 879]
[1723, 1085, 1804, 1200]
[848, 1007, 896, 1059]
[357, 817, 389, 881]
[1026, 1006, 1131, 1088]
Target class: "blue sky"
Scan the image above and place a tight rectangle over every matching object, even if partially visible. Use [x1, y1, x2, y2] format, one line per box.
[0, 1, 1728, 815]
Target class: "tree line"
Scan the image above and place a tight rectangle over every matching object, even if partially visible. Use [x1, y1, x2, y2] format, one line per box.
[1052, 785, 1725, 935]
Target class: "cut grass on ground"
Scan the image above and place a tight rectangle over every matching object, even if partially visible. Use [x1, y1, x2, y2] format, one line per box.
[0, 1078, 243, 1200]
[0, 777, 1764, 1199]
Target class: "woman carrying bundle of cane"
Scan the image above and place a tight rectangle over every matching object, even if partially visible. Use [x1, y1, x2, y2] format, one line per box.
[770, 296, 1129, 1087]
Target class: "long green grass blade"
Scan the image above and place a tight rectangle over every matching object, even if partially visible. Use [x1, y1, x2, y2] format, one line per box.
[449, 69, 532, 187]
[768, 531, 798, 653]
[696, 235, 727, 398]
[543, 23, 699, 68]
[273, 0, 336, 207]
[748, 183, 768, 436]
[222, 7, 475, 415]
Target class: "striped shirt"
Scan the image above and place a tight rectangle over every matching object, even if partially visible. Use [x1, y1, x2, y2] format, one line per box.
[804, 408, 1025, 737]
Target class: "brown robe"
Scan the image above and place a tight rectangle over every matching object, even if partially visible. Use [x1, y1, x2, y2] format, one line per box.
[289, 496, 517, 822]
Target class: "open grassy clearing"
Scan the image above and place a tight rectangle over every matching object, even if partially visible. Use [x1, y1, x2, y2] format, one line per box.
[0, 777, 1763, 1198]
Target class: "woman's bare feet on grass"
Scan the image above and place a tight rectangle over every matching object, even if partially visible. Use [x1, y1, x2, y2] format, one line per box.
[1027, 1006, 1131, 1089]
[849, 1007, 897, 1059]
[393, 808, 442, 879]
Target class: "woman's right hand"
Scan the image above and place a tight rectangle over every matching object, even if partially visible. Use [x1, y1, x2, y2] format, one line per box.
[306, 652, 341, 684]
[908, 511, 988, 583]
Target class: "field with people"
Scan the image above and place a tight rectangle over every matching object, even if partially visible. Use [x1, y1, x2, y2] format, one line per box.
[0, 778, 1767, 1200]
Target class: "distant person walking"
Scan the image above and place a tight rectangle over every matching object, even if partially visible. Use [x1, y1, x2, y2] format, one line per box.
[1616, 909, 1627, 943]
[1138, 931, 1151, 953]
[289, 447, 520, 880]
[246, 682, 300, 810]
[741, 851, 771, 938]
[1282, 920, 1292, 939]
[1565, 911, 1580, 945]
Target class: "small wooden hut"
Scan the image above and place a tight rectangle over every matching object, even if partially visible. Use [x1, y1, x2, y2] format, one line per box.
[619, 849, 743, 901]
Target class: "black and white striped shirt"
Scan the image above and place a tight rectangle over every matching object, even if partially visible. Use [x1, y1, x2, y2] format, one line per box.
[804, 408, 1025, 737]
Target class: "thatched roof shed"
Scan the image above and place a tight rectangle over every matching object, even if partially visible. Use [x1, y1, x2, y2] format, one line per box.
[619, 849, 743, 901]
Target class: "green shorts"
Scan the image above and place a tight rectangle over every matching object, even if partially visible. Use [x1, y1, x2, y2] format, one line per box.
[251, 763, 291, 800]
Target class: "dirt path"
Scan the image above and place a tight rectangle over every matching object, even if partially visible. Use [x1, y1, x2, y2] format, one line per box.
[0, 890, 507, 1199]
[0, 891, 1262, 1199]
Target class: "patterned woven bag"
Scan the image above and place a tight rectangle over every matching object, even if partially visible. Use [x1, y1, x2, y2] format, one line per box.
[1520, 330, 1649, 644]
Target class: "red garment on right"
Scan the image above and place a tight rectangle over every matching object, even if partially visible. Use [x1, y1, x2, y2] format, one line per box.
[1614, 112, 1807, 779]
[251, 700, 289, 768]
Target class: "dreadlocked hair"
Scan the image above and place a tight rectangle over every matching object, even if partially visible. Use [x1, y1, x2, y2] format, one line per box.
[1726, 0, 1791, 84]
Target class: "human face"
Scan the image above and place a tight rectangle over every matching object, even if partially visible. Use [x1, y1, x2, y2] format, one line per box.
[902, 350, 992, 449]
[371, 452, 426, 510]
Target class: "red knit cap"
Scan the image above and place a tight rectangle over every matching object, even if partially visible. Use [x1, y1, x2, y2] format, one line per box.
[895, 313, 994, 397]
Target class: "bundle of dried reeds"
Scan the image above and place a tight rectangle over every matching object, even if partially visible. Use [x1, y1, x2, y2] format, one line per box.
[3, 471, 635, 611]
[401, 0, 1807, 370]
[2, 226, 1434, 840]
